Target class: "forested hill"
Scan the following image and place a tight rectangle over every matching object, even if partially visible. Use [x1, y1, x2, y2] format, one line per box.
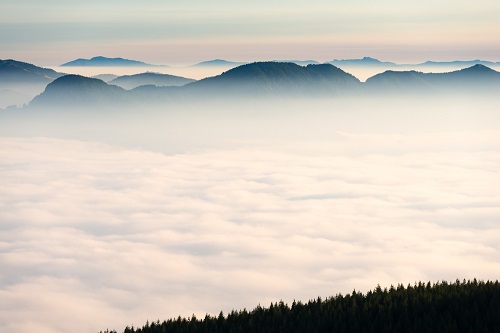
[183, 62, 361, 96]
[101, 279, 500, 333]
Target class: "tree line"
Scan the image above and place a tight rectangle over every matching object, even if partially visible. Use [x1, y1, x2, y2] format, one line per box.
[100, 279, 500, 333]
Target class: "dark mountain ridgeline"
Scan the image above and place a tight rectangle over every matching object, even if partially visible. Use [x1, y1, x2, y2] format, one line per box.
[0, 59, 67, 108]
[61, 56, 158, 67]
[14, 62, 500, 110]
[365, 64, 500, 94]
[183, 62, 361, 96]
[438, 63, 500, 79]
[364, 70, 435, 93]
[25, 62, 364, 108]
[0, 59, 64, 85]
[29, 75, 132, 109]
[100, 279, 500, 333]
[109, 72, 196, 90]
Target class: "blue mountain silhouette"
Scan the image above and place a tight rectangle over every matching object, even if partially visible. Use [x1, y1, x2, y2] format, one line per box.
[61, 56, 158, 67]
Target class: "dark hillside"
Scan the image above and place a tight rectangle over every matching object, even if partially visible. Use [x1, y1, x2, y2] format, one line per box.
[0, 59, 64, 85]
[109, 72, 195, 90]
[365, 64, 500, 94]
[29, 75, 132, 108]
[184, 62, 361, 96]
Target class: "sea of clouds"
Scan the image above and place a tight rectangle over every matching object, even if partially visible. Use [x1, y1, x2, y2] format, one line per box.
[1, 98, 500, 333]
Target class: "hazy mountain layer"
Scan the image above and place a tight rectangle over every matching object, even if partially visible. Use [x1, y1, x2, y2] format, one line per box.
[109, 72, 195, 90]
[331, 56, 397, 67]
[8, 62, 500, 109]
[190, 59, 246, 67]
[29, 75, 132, 108]
[0, 59, 66, 108]
[365, 64, 500, 93]
[0, 59, 64, 85]
[182, 62, 361, 96]
[61, 56, 157, 67]
[92, 74, 119, 82]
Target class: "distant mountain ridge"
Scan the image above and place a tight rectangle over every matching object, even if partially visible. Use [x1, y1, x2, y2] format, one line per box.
[20, 62, 500, 109]
[29, 75, 131, 108]
[0, 59, 64, 84]
[331, 57, 396, 67]
[365, 64, 500, 93]
[273, 60, 321, 66]
[61, 56, 159, 67]
[183, 62, 361, 96]
[190, 59, 246, 68]
[419, 60, 499, 67]
[330, 56, 500, 69]
[109, 72, 195, 90]
[26, 62, 362, 107]
[0, 59, 66, 108]
[91, 74, 119, 83]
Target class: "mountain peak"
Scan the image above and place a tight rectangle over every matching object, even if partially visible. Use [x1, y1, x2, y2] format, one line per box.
[92, 56, 115, 60]
[186, 61, 361, 96]
[460, 64, 496, 72]
[108, 72, 195, 89]
[361, 57, 380, 62]
[331, 57, 395, 66]
[191, 59, 246, 67]
[61, 56, 158, 67]
[29, 74, 130, 108]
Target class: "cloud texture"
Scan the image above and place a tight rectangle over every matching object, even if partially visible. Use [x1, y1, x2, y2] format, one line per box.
[1, 128, 499, 333]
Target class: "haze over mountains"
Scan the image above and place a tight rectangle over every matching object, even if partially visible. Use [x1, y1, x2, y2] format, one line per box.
[92, 74, 119, 83]
[190, 59, 246, 68]
[58, 55, 500, 70]
[21, 62, 500, 110]
[61, 56, 160, 67]
[2, 56, 500, 109]
[331, 57, 397, 67]
[108, 72, 195, 90]
[0, 59, 64, 84]
[29, 75, 132, 108]
[61, 57, 320, 68]
[0, 59, 194, 107]
[330, 56, 500, 68]
[183, 62, 360, 95]
[365, 64, 500, 94]
[0, 59, 65, 108]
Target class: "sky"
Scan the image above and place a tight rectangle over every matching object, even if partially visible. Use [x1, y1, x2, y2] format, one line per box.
[1, 0, 500, 66]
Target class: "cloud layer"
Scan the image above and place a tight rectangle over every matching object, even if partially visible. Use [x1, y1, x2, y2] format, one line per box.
[1, 128, 499, 333]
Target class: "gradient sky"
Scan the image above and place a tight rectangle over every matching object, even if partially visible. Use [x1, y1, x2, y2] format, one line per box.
[1, 0, 500, 65]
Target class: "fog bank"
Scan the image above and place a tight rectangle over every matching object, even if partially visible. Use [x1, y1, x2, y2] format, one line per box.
[1, 97, 499, 333]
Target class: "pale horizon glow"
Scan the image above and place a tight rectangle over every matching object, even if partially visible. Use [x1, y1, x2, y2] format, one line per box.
[1, 0, 500, 65]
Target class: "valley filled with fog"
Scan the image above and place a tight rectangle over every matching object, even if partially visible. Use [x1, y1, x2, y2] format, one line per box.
[1, 94, 499, 333]
[3, 0, 500, 330]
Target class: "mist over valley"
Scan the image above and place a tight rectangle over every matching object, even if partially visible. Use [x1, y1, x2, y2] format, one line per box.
[1, 56, 500, 333]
